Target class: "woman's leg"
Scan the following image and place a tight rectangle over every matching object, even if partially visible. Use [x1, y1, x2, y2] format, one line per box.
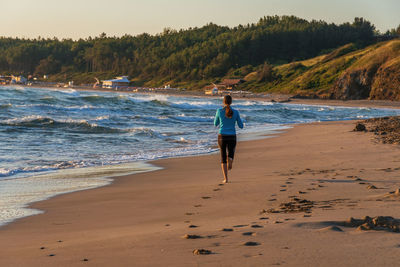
[218, 135, 229, 183]
[228, 157, 233, 170]
[227, 137, 237, 170]
[221, 163, 228, 183]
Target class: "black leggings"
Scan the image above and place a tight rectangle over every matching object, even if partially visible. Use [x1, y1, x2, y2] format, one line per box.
[218, 135, 237, 163]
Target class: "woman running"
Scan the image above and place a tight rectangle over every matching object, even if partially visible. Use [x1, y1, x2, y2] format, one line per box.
[214, 95, 243, 183]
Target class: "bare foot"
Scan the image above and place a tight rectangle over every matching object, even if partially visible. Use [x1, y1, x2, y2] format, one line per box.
[222, 179, 228, 184]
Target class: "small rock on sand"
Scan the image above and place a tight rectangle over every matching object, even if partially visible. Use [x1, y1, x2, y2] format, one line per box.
[354, 123, 366, 131]
[193, 249, 212, 255]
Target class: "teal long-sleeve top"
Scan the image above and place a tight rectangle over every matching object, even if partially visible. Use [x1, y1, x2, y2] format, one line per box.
[214, 107, 244, 135]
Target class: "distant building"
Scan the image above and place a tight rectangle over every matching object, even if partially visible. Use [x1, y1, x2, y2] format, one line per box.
[11, 75, 27, 84]
[221, 79, 245, 90]
[205, 87, 219, 96]
[102, 76, 130, 89]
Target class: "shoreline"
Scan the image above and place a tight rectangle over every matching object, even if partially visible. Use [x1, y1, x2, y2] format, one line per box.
[2, 85, 400, 229]
[2, 120, 400, 266]
[0, 124, 288, 228]
[4, 84, 400, 109]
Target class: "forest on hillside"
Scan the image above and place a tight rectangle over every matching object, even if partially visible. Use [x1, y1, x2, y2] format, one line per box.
[0, 15, 396, 87]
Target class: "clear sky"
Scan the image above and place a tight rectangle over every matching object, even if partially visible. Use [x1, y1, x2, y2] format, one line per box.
[1, 0, 399, 39]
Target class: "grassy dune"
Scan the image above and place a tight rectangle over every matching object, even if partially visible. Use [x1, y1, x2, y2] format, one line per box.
[241, 39, 400, 100]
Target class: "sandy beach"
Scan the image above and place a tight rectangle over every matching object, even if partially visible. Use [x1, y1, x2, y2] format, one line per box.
[2, 118, 400, 266]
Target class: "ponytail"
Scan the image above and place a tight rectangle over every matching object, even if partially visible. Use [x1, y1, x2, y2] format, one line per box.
[223, 95, 233, 118]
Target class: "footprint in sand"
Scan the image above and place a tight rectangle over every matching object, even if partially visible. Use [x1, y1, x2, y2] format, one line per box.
[194, 204, 202, 208]
[189, 225, 198, 228]
[251, 224, 263, 228]
[298, 191, 307, 194]
[242, 232, 256, 236]
[233, 224, 248, 228]
[280, 189, 287, 192]
[243, 241, 260, 246]
[367, 185, 378, 189]
[221, 228, 234, 232]
[259, 217, 269, 220]
[193, 249, 212, 255]
[185, 212, 194, 216]
[48, 254, 56, 257]
[213, 188, 221, 191]
[183, 234, 203, 239]
[268, 198, 277, 201]
[82, 259, 89, 262]
[201, 196, 211, 199]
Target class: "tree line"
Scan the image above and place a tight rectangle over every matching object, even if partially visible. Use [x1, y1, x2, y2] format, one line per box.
[0, 16, 387, 84]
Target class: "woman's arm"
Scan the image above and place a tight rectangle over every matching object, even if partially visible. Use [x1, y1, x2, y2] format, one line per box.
[214, 109, 220, 127]
[236, 111, 244, 129]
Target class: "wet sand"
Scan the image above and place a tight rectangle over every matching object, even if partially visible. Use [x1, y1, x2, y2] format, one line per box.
[2, 120, 400, 266]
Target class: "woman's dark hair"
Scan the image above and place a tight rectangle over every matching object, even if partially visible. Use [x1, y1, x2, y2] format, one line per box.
[223, 95, 233, 118]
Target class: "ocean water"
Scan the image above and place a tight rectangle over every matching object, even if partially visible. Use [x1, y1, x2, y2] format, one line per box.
[1, 85, 400, 226]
